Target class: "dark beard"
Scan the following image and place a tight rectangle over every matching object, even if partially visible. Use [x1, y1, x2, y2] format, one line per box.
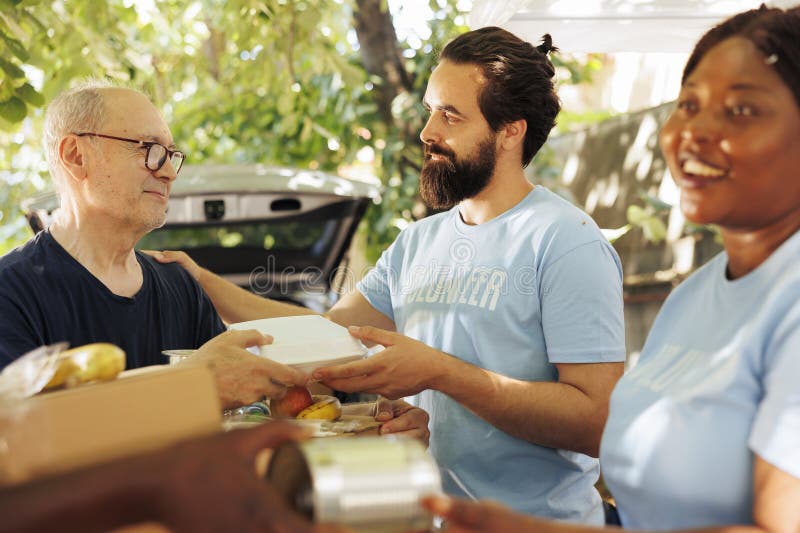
[419, 135, 497, 210]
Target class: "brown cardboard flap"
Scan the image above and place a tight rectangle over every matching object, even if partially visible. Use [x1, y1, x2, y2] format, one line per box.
[0, 364, 221, 486]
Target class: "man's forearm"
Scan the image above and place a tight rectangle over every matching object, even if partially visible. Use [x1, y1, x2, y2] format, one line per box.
[429, 355, 615, 457]
[0, 456, 159, 533]
[197, 267, 318, 323]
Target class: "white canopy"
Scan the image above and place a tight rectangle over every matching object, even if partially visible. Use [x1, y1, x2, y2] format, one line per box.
[469, 1, 797, 53]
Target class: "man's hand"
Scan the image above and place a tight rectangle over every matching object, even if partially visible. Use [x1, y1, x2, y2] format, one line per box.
[143, 250, 202, 281]
[185, 329, 309, 409]
[420, 496, 549, 533]
[155, 422, 319, 533]
[155, 423, 352, 533]
[311, 326, 449, 399]
[340, 397, 431, 445]
[374, 397, 430, 445]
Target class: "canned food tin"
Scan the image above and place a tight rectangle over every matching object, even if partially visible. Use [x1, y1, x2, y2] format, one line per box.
[266, 436, 441, 532]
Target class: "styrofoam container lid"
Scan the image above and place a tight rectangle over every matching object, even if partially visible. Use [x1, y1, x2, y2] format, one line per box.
[227, 315, 367, 373]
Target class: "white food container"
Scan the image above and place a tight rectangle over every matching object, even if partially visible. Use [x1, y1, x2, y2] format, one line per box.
[228, 315, 368, 373]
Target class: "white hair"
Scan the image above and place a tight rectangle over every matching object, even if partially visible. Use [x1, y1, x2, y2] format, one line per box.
[43, 78, 143, 192]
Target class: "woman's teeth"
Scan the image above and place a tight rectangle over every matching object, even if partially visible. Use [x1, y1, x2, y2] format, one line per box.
[682, 159, 725, 177]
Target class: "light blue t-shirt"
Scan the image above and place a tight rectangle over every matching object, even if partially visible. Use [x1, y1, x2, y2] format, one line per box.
[358, 187, 626, 523]
[600, 228, 800, 529]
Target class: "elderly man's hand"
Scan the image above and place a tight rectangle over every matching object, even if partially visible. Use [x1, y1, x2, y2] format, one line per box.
[185, 329, 309, 409]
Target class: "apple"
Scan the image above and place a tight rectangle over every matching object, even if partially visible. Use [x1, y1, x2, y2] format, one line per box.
[271, 385, 313, 418]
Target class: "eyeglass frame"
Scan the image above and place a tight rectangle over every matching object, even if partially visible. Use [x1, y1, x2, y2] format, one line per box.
[73, 132, 186, 174]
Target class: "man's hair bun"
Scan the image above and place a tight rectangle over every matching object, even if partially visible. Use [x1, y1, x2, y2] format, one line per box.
[536, 34, 558, 55]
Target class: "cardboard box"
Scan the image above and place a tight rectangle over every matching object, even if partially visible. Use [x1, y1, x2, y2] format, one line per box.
[0, 364, 221, 486]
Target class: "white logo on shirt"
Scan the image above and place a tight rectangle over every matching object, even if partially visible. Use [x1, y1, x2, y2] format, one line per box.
[631, 344, 707, 392]
[404, 265, 508, 311]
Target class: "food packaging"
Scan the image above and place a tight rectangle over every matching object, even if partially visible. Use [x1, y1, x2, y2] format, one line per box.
[0, 343, 68, 402]
[0, 342, 126, 402]
[228, 315, 368, 373]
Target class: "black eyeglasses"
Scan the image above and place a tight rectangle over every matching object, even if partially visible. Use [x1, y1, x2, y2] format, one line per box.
[75, 132, 186, 174]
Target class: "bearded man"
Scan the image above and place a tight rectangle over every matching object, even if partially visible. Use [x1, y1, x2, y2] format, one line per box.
[151, 27, 625, 524]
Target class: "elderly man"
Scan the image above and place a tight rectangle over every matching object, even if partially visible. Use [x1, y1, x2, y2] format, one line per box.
[0, 81, 430, 436]
[153, 27, 626, 524]
[0, 81, 309, 408]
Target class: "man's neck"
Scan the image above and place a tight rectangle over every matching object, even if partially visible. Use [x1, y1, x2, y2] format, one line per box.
[50, 212, 145, 298]
[458, 165, 534, 226]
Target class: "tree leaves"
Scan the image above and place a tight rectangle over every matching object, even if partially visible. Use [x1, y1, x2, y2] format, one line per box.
[626, 204, 667, 244]
[15, 82, 43, 106]
[0, 96, 25, 123]
[0, 57, 24, 79]
[0, 30, 28, 61]
[0, 80, 42, 124]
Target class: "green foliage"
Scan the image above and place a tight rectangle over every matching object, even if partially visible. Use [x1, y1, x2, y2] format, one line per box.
[553, 53, 603, 86]
[0, 0, 143, 253]
[0, 172, 37, 252]
[593, 193, 670, 245]
[0, 0, 600, 262]
[0, 1, 139, 128]
[626, 203, 667, 244]
[1, 0, 377, 254]
[626, 193, 719, 245]
[555, 109, 617, 134]
[140, 0, 375, 172]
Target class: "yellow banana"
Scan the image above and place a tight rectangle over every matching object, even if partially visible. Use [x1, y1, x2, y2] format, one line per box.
[296, 395, 342, 421]
[44, 343, 126, 390]
[79, 343, 125, 382]
[45, 358, 81, 389]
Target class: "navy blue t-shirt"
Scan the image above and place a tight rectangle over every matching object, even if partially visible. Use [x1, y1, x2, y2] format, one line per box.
[0, 230, 226, 370]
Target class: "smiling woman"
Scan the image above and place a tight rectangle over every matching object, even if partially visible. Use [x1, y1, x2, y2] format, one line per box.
[660, 36, 800, 244]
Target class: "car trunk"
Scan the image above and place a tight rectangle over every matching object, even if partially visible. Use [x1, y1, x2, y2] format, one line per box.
[23, 164, 380, 311]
